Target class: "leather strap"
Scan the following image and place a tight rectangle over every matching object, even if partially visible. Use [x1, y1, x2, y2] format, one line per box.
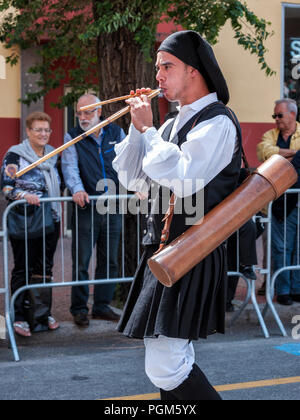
[154, 113, 205, 255]
[225, 107, 250, 172]
[154, 193, 176, 255]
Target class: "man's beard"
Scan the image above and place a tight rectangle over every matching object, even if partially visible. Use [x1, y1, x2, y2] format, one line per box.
[79, 113, 100, 132]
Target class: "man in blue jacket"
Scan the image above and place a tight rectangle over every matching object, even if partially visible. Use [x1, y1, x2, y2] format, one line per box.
[62, 94, 126, 327]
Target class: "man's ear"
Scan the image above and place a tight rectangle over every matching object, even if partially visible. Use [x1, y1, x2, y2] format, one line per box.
[189, 66, 200, 79]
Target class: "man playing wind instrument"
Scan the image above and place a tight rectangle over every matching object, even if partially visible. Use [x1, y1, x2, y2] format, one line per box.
[113, 31, 242, 400]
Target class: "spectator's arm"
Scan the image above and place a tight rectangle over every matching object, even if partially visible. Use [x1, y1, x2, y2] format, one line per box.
[0, 152, 25, 200]
[61, 133, 85, 195]
[257, 132, 280, 162]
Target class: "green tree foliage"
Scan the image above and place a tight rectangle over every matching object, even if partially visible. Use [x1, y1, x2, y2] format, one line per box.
[0, 0, 274, 107]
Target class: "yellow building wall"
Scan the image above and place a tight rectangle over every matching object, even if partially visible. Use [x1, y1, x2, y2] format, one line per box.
[214, 0, 300, 123]
[0, 43, 21, 119]
[1, 2, 299, 124]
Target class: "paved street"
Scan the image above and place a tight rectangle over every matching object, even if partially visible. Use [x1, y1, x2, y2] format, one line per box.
[0, 300, 300, 400]
[1, 216, 300, 400]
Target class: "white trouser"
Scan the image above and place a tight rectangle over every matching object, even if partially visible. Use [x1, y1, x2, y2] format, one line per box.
[144, 335, 195, 391]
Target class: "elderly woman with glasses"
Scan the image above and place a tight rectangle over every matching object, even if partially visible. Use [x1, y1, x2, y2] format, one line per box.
[0, 111, 61, 337]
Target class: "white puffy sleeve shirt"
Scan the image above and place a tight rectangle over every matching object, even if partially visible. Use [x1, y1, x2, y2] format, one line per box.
[113, 93, 237, 198]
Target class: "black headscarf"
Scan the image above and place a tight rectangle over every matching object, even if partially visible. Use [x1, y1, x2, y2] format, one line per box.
[158, 30, 230, 105]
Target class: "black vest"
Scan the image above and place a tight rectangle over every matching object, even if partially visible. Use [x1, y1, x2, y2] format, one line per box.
[68, 123, 123, 196]
[142, 102, 242, 246]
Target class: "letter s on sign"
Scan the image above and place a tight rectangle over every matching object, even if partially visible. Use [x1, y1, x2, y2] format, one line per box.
[291, 315, 300, 340]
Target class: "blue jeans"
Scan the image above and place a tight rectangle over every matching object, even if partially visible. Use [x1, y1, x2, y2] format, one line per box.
[70, 205, 122, 315]
[272, 207, 300, 296]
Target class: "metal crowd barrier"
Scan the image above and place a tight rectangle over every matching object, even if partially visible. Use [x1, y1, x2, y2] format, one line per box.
[228, 212, 272, 338]
[229, 189, 300, 338]
[262, 189, 300, 334]
[1, 190, 300, 361]
[1, 195, 140, 362]
[0, 228, 16, 349]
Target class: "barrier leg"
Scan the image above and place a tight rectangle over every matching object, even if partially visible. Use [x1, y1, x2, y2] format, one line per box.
[2, 205, 21, 361]
[228, 276, 251, 327]
[250, 280, 270, 338]
[263, 271, 288, 337]
[5, 313, 20, 362]
[229, 276, 270, 338]
[265, 302, 288, 337]
[261, 204, 287, 337]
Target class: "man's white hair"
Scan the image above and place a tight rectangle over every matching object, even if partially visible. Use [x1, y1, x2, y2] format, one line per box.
[78, 93, 102, 109]
[275, 98, 298, 116]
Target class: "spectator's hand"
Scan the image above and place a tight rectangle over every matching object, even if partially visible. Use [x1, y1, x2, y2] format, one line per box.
[279, 149, 296, 159]
[73, 191, 90, 208]
[24, 193, 40, 206]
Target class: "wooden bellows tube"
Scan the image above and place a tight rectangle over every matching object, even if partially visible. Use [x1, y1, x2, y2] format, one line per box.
[148, 154, 298, 287]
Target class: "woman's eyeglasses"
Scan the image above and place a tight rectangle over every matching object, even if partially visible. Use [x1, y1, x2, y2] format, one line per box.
[31, 128, 52, 134]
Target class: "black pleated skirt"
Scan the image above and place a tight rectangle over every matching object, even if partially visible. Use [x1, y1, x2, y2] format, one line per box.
[118, 244, 227, 341]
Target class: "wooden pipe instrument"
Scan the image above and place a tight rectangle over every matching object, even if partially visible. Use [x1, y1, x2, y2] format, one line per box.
[15, 88, 161, 178]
